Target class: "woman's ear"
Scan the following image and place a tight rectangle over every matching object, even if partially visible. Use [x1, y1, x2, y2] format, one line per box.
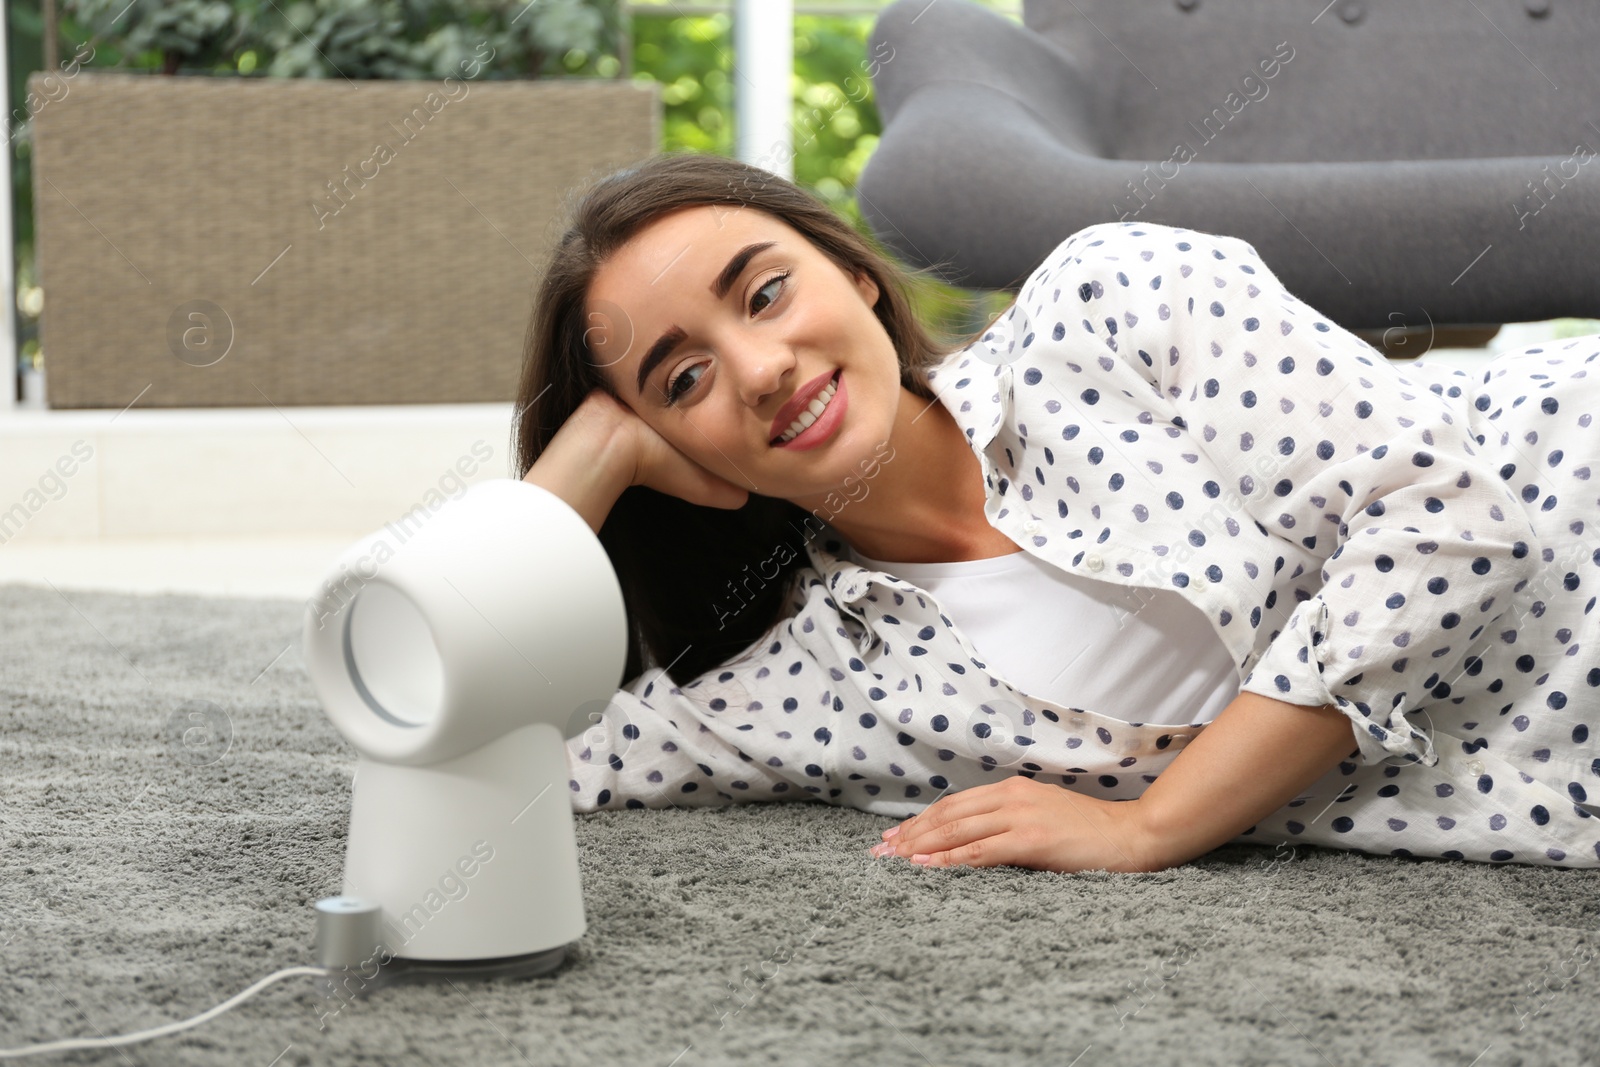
[853, 269, 880, 309]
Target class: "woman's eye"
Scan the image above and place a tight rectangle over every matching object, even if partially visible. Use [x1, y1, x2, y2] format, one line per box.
[750, 271, 789, 315]
[665, 363, 702, 404]
[665, 272, 788, 406]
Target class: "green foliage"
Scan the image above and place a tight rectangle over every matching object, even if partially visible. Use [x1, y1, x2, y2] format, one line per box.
[788, 15, 883, 222]
[261, 0, 427, 79]
[62, 0, 250, 72]
[1550, 319, 1600, 339]
[57, 0, 622, 78]
[628, 12, 878, 225]
[629, 12, 732, 155]
[260, 0, 622, 79]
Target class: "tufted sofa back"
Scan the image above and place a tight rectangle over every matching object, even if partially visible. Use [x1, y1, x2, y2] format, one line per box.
[1022, 0, 1600, 164]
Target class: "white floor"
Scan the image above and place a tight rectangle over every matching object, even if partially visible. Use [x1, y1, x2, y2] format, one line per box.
[0, 536, 358, 603]
[0, 403, 516, 602]
[0, 320, 1590, 602]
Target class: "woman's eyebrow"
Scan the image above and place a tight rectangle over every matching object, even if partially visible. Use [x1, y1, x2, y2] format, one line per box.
[634, 240, 779, 395]
[636, 326, 688, 396]
[711, 241, 777, 299]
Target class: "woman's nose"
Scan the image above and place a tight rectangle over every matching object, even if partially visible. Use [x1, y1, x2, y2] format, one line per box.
[732, 344, 796, 407]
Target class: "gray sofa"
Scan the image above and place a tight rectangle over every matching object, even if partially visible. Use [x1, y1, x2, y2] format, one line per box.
[859, 0, 1600, 346]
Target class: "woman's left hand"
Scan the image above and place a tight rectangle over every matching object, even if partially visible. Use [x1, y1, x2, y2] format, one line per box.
[868, 776, 1164, 874]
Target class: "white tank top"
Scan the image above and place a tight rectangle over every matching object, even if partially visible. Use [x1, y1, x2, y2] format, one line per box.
[846, 543, 1240, 727]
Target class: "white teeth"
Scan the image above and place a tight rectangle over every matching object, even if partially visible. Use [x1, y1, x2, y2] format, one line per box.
[777, 375, 838, 444]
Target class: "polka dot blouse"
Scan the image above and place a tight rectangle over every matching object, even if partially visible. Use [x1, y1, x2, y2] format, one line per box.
[566, 220, 1600, 869]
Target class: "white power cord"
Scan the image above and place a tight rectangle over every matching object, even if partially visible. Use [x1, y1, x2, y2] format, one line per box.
[0, 966, 336, 1060]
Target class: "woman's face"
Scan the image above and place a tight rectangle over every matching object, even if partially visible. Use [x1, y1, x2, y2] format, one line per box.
[584, 204, 901, 502]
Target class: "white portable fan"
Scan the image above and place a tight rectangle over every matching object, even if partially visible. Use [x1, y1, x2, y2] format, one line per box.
[301, 478, 626, 986]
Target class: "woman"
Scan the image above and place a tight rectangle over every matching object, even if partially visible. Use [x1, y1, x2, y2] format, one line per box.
[515, 151, 1600, 874]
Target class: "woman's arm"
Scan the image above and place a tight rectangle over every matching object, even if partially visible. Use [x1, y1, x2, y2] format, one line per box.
[521, 388, 752, 534]
[1131, 691, 1357, 871]
[521, 396, 635, 535]
[871, 691, 1356, 873]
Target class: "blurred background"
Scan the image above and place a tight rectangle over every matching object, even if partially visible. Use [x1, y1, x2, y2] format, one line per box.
[2, 0, 1594, 601]
[0, 0, 1022, 600]
[3, 0, 1025, 398]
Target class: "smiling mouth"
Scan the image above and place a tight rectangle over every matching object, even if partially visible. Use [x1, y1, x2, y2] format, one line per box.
[771, 369, 842, 446]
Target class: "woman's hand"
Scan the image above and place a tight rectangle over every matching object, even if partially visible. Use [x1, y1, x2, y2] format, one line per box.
[581, 388, 751, 511]
[867, 776, 1164, 874]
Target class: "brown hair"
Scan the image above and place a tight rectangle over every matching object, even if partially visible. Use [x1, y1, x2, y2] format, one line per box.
[512, 151, 985, 687]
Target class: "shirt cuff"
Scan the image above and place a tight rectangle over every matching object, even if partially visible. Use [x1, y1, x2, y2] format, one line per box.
[1240, 594, 1442, 769]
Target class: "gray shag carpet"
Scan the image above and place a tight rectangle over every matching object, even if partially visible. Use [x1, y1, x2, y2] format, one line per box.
[1, 580, 1597, 1067]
